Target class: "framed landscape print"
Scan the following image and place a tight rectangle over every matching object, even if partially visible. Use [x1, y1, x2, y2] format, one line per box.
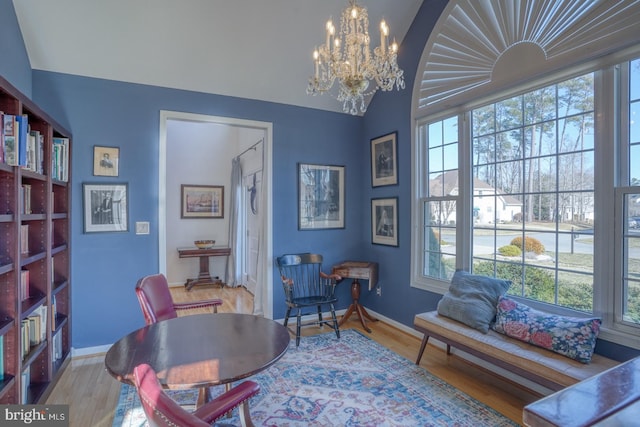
[83, 183, 128, 233]
[93, 145, 120, 177]
[298, 163, 345, 230]
[181, 184, 224, 218]
[371, 131, 398, 187]
[371, 197, 398, 246]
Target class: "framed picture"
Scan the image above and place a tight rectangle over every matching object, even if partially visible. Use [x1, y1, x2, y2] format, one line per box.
[371, 197, 398, 246]
[93, 145, 120, 177]
[83, 183, 128, 233]
[181, 185, 224, 218]
[370, 131, 398, 187]
[298, 163, 345, 230]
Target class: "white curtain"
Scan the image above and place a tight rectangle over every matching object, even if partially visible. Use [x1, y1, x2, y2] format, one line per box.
[226, 157, 243, 287]
[253, 144, 266, 316]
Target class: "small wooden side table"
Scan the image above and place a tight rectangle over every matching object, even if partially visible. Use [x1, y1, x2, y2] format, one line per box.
[332, 261, 378, 333]
[177, 247, 231, 291]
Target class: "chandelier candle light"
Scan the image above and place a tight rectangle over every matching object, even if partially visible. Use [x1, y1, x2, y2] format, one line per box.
[307, 0, 405, 115]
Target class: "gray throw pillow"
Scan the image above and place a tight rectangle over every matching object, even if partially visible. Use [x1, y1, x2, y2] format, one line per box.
[437, 270, 511, 333]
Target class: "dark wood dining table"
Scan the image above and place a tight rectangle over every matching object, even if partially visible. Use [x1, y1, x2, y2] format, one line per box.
[104, 313, 290, 403]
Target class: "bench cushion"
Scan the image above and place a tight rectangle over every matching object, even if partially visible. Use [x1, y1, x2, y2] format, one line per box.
[493, 296, 601, 363]
[415, 311, 617, 390]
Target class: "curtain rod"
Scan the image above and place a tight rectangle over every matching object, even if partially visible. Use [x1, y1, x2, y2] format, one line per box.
[235, 138, 264, 159]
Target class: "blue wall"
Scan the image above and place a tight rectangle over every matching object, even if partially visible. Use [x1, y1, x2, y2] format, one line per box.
[4, 0, 637, 360]
[358, 0, 449, 328]
[31, 72, 363, 348]
[0, 0, 32, 96]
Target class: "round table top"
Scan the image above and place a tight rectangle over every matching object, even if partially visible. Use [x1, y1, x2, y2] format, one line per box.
[104, 313, 290, 389]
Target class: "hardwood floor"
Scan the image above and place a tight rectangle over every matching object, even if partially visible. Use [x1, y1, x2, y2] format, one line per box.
[46, 285, 538, 426]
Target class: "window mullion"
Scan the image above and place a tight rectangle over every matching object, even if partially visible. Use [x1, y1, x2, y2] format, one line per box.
[458, 111, 472, 270]
[593, 66, 617, 327]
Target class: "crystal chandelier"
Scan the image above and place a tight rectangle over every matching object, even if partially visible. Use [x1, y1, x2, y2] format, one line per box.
[306, 0, 405, 115]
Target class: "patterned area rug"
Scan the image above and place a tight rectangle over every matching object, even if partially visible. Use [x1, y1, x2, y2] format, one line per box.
[112, 329, 517, 426]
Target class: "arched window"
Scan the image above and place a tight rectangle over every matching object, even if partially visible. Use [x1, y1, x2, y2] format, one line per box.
[411, 0, 640, 348]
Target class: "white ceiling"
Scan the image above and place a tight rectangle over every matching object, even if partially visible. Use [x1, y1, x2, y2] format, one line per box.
[13, 0, 423, 115]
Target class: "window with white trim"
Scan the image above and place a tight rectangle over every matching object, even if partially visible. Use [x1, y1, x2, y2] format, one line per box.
[413, 56, 640, 346]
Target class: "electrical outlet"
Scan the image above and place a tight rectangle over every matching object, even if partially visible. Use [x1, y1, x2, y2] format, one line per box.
[376, 285, 381, 296]
[135, 221, 150, 235]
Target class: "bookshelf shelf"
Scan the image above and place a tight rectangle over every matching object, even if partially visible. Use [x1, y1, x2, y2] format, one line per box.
[0, 318, 14, 336]
[0, 75, 72, 404]
[51, 280, 68, 296]
[0, 376, 16, 400]
[0, 263, 13, 275]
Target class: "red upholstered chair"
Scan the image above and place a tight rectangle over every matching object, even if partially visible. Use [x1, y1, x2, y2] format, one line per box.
[135, 273, 223, 325]
[133, 363, 260, 427]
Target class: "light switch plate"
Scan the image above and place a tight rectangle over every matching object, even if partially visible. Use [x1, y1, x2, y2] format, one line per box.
[135, 221, 150, 235]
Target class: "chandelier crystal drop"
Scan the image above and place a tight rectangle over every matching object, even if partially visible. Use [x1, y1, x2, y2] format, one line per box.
[306, 0, 405, 115]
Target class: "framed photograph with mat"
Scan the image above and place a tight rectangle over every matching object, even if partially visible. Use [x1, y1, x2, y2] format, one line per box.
[93, 145, 120, 177]
[370, 131, 397, 187]
[83, 183, 128, 233]
[298, 163, 345, 230]
[371, 197, 398, 246]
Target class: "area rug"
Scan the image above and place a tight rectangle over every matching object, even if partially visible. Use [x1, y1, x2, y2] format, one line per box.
[112, 329, 517, 426]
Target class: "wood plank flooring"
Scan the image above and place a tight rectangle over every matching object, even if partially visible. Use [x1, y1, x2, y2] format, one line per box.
[45, 285, 538, 426]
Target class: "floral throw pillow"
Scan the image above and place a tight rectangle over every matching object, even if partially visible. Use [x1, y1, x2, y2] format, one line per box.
[492, 296, 601, 363]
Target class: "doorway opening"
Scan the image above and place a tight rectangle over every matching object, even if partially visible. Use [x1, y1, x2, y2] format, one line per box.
[158, 110, 273, 318]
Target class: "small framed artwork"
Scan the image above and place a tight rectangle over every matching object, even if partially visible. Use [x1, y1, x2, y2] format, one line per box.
[371, 197, 398, 246]
[83, 183, 128, 233]
[181, 185, 224, 218]
[93, 145, 120, 177]
[298, 163, 345, 230]
[370, 131, 398, 187]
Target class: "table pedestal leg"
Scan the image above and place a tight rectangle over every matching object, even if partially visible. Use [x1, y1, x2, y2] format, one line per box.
[185, 255, 222, 291]
[339, 279, 378, 333]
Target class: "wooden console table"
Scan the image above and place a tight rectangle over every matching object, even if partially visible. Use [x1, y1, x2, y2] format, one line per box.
[177, 247, 231, 291]
[523, 356, 639, 427]
[332, 261, 378, 333]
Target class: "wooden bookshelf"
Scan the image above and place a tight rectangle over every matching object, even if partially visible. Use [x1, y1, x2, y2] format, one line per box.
[0, 75, 71, 404]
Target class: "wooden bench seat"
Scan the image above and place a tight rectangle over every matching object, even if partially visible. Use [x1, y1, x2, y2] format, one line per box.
[414, 311, 618, 392]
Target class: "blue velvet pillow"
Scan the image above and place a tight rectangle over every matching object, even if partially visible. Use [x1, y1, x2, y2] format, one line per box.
[437, 270, 511, 333]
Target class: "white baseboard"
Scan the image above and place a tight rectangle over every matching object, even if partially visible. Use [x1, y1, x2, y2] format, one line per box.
[72, 344, 112, 358]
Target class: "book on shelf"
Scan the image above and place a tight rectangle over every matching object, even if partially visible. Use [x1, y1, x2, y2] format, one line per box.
[15, 114, 28, 167]
[21, 184, 32, 214]
[0, 111, 4, 164]
[21, 365, 30, 404]
[23, 129, 45, 173]
[50, 294, 57, 332]
[3, 113, 18, 166]
[26, 305, 47, 347]
[28, 316, 38, 347]
[52, 137, 69, 182]
[0, 334, 4, 380]
[20, 224, 29, 255]
[52, 330, 62, 361]
[35, 304, 47, 342]
[21, 319, 30, 359]
[20, 268, 30, 301]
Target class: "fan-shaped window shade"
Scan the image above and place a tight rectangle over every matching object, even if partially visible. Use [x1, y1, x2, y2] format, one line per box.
[414, 0, 640, 115]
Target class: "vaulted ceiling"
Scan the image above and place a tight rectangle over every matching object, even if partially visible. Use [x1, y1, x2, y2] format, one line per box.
[13, 0, 424, 115]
